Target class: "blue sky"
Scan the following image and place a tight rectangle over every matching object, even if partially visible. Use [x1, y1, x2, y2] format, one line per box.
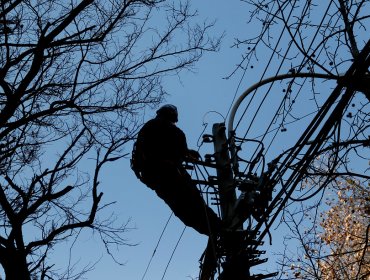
[47, 1, 370, 279]
[1, 1, 369, 280]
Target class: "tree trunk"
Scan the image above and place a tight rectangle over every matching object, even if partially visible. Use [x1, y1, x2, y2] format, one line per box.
[1, 249, 31, 280]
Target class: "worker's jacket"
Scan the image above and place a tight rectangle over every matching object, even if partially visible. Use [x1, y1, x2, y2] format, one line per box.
[131, 117, 189, 180]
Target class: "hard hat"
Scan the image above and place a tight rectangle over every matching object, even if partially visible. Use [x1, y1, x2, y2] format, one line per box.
[156, 104, 178, 123]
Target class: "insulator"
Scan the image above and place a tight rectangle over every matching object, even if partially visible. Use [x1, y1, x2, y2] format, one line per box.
[202, 134, 214, 143]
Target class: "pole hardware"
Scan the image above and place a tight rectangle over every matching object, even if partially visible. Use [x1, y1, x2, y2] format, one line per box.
[202, 134, 214, 143]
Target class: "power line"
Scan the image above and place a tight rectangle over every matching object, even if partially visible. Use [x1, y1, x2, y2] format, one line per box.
[229, 1, 340, 204]
[233, 0, 301, 133]
[141, 212, 174, 280]
[160, 226, 186, 280]
[255, 39, 370, 244]
[224, 0, 280, 121]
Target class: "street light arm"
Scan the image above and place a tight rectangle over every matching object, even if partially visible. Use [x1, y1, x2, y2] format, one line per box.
[227, 72, 339, 136]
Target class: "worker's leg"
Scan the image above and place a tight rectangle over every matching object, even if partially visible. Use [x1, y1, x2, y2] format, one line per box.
[154, 166, 223, 236]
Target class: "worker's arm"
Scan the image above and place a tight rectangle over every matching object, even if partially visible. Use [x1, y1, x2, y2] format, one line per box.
[176, 126, 201, 162]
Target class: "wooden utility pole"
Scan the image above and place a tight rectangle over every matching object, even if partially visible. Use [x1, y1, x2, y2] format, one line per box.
[198, 123, 277, 280]
[212, 123, 236, 223]
[211, 123, 251, 280]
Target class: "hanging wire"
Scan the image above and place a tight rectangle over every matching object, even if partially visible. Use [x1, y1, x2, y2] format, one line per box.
[248, 1, 339, 178]
[257, 0, 334, 147]
[233, 0, 300, 133]
[232, 0, 336, 179]
[224, 0, 279, 120]
[226, 1, 303, 178]
[257, 56, 370, 242]
[259, 0, 341, 200]
[160, 226, 187, 280]
[197, 111, 226, 148]
[141, 212, 174, 280]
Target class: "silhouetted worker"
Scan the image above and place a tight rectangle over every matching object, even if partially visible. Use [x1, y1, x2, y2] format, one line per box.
[131, 104, 223, 236]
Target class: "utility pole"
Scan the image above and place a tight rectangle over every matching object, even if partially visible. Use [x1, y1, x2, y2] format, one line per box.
[198, 123, 277, 280]
[212, 123, 236, 223]
[212, 122, 251, 280]
[198, 123, 238, 280]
